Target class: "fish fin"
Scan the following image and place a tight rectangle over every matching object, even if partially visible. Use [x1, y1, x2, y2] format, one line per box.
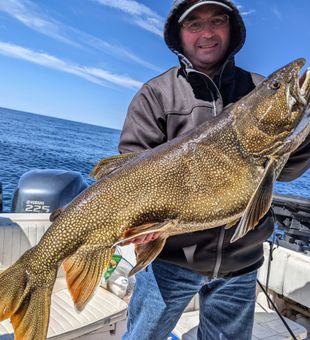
[0, 257, 56, 340]
[49, 208, 64, 222]
[129, 237, 167, 276]
[113, 220, 177, 247]
[12, 286, 53, 340]
[0, 261, 29, 322]
[231, 159, 275, 243]
[63, 246, 114, 311]
[90, 152, 138, 180]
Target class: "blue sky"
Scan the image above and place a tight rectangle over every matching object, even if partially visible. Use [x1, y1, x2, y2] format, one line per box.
[0, 0, 309, 130]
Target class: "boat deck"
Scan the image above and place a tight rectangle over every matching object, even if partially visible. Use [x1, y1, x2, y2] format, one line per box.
[173, 302, 307, 340]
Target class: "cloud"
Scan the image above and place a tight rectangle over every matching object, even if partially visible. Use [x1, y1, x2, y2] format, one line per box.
[240, 10, 256, 16]
[0, 41, 143, 89]
[272, 6, 283, 20]
[84, 67, 143, 89]
[0, 0, 79, 46]
[92, 0, 164, 37]
[0, 0, 162, 72]
[234, 2, 256, 16]
[75, 33, 163, 73]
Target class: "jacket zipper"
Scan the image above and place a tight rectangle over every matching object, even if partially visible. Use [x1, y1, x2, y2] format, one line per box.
[212, 227, 225, 278]
[210, 91, 217, 117]
[197, 71, 223, 117]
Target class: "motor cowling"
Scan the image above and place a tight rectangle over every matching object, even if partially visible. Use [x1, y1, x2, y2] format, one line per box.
[12, 169, 88, 213]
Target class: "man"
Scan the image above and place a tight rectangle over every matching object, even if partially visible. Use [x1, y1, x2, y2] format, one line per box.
[119, 1, 310, 339]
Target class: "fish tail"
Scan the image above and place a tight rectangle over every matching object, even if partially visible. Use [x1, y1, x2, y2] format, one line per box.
[0, 256, 56, 340]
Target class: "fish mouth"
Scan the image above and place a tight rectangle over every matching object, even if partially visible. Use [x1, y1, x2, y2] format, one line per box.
[288, 59, 310, 114]
[300, 68, 310, 106]
[284, 60, 310, 146]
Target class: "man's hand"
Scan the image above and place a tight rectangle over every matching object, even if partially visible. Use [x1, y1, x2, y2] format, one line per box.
[118, 232, 161, 246]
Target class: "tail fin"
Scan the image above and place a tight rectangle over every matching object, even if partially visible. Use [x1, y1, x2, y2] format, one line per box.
[0, 259, 56, 340]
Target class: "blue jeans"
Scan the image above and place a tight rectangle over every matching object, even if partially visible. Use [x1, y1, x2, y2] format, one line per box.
[123, 260, 257, 340]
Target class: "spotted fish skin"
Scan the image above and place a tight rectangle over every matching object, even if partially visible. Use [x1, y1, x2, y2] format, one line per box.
[1, 58, 310, 340]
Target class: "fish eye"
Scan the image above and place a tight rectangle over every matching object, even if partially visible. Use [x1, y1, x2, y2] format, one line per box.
[270, 80, 281, 90]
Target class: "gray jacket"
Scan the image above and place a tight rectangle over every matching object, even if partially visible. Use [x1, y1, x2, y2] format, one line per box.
[119, 0, 310, 276]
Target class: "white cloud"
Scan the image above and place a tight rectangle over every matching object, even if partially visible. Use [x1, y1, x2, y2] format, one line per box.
[0, 0, 79, 46]
[234, 2, 256, 17]
[272, 6, 283, 20]
[76, 33, 163, 73]
[0, 0, 162, 71]
[84, 67, 143, 89]
[240, 10, 256, 16]
[0, 41, 143, 89]
[92, 0, 164, 37]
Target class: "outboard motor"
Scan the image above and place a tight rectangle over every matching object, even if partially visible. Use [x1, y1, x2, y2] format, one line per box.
[12, 169, 88, 213]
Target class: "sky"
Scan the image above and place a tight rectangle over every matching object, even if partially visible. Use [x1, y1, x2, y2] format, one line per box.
[0, 0, 309, 130]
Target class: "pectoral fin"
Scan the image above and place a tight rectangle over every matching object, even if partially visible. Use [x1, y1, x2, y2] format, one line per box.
[231, 159, 275, 243]
[63, 246, 114, 310]
[90, 152, 138, 180]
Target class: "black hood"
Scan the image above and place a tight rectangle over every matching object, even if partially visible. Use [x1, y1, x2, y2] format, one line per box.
[164, 0, 246, 64]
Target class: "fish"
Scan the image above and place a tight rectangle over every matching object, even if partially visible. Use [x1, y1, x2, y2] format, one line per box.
[0, 58, 310, 339]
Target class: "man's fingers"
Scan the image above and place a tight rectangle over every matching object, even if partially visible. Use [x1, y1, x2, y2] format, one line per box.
[118, 232, 161, 246]
[132, 232, 161, 244]
[149, 232, 161, 241]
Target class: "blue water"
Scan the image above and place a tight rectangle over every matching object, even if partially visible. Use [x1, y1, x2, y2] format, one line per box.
[0, 106, 309, 212]
[0, 107, 120, 212]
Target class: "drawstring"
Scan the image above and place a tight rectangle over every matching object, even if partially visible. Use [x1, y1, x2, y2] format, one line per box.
[256, 208, 297, 340]
[256, 280, 298, 340]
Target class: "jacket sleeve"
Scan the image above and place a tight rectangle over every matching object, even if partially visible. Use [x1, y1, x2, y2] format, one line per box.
[118, 84, 167, 154]
[277, 133, 310, 181]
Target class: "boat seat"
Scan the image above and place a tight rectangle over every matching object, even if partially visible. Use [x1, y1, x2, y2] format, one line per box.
[258, 243, 310, 309]
[0, 214, 128, 339]
[0, 214, 51, 272]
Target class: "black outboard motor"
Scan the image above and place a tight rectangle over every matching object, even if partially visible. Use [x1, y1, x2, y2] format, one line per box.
[272, 194, 310, 253]
[12, 169, 88, 213]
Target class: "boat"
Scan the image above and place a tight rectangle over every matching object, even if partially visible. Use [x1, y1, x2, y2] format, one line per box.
[0, 169, 309, 339]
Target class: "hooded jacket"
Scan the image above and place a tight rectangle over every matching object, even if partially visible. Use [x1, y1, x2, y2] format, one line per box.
[119, 0, 310, 277]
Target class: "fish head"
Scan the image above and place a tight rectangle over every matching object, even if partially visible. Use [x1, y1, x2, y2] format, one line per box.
[254, 58, 309, 130]
[233, 58, 310, 155]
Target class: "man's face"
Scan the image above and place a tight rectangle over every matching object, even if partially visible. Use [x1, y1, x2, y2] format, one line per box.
[180, 4, 231, 74]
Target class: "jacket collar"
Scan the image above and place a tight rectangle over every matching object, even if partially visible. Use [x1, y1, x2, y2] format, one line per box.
[178, 52, 236, 90]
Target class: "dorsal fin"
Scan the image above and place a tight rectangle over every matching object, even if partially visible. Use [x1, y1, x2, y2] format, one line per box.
[90, 152, 138, 180]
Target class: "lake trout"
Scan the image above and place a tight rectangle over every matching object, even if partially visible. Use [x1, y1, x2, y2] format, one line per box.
[1, 58, 310, 339]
